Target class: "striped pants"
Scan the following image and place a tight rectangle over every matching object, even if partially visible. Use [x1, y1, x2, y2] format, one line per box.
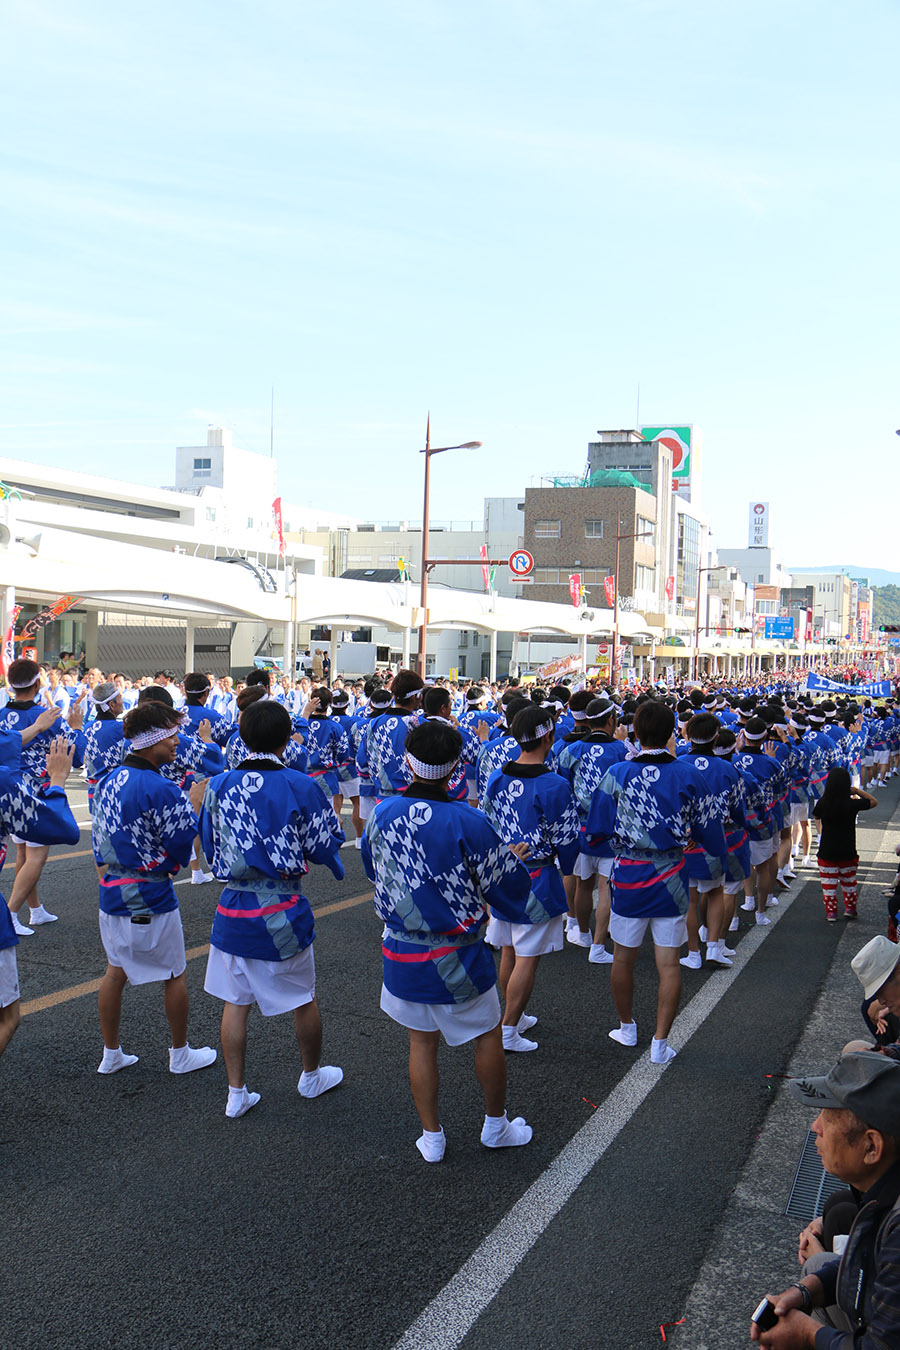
[818, 859, 858, 919]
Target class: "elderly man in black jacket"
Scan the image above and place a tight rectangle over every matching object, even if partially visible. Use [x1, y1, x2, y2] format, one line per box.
[751, 1053, 900, 1348]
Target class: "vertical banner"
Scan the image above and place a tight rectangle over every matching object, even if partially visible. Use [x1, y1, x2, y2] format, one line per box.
[272, 498, 285, 557]
[0, 604, 19, 679]
[604, 575, 616, 607]
[748, 501, 769, 547]
[665, 575, 675, 602]
[480, 543, 490, 593]
[569, 572, 582, 608]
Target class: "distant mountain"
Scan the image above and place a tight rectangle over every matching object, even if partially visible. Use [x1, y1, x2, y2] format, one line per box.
[789, 566, 900, 588]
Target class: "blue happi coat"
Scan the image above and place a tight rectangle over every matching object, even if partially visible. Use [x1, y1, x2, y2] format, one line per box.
[0, 699, 85, 782]
[360, 708, 421, 797]
[92, 756, 198, 917]
[680, 749, 749, 884]
[0, 770, 79, 950]
[482, 762, 580, 918]
[585, 752, 727, 918]
[304, 714, 349, 798]
[475, 731, 520, 799]
[181, 702, 234, 747]
[732, 749, 783, 840]
[362, 784, 532, 1004]
[552, 732, 629, 856]
[199, 758, 345, 962]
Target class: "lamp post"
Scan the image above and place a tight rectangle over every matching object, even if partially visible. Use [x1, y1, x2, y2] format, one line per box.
[693, 565, 726, 681]
[610, 515, 655, 690]
[417, 415, 482, 678]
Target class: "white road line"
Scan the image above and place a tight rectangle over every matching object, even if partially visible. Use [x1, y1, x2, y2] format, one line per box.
[390, 895, 795, 1350]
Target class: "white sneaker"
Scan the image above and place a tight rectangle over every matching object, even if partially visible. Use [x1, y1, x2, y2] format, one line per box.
[566, 927, 592, 948]
[588, 944, 614, 964]
[755, 912, 772, 926]
[679, 951, 702, 970]
[12, 915, 34, 936]
[169, 1044, 217, 1074]
[29, 905, 58, 925]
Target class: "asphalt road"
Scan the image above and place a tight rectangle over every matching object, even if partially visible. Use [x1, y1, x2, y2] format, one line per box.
[2, 773, 898, 1350]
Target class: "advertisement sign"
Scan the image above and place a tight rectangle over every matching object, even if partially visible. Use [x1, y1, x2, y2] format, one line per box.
[805, 672, 891, 698]
[15, 595, 81, 643]
[604, 575, 616, 607]
[764, 616, 795, 640]
[536, 654, 582, 682]
[568, 573, 582, 608]
[640, 425, 692, 499]
[806, 611, 813, 643]
[749, 502, 769, 548]
[665, 575, 675, 602]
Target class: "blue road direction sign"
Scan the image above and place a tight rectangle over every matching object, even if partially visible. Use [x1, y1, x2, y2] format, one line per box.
[509, 549, 535, 577]
[764, 616, 794, 640]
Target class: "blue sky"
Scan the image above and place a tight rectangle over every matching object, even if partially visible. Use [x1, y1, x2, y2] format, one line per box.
[2, 0, 898, 567]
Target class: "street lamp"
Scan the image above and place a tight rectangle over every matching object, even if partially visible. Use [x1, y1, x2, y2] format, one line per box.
[610, 515, 655, 690]
[417, 415, 482, 678]
[693, 565, 726, 681]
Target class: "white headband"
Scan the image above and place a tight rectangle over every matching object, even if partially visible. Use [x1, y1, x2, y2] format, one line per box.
[9, 675, 40, 691]
[571, 710, 589, 721]
[743, 730, 768, 741]
[92, 690, 120, 711]
[406, 752, 459, 780]
[714, 746, 733, 756]
[689, 735, 717, 745]
[130, 723, 181, 750]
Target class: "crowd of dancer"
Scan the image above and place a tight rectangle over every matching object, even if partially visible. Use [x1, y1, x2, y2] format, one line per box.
[0, 655, 898, 1166]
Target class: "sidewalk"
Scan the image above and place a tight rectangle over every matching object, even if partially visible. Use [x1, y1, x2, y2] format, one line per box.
[677, 788, 900, 1348]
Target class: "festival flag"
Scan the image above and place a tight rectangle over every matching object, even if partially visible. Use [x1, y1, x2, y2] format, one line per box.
[665, 575, 675, 602]
[569, 573, 582, 608]
[272, 498, 285, 557]
[480, 544, 491, 593]
[604, 575, 616, 607]
[15, 595, 80, 642]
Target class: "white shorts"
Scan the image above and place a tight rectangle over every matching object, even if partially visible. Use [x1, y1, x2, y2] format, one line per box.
[749, 837, 777, 866]
[99, 910, 186, 985]
[380, 983, 501, 1046]
[877, 750, 890, 765]
[337, 777, 360, 798]
[204, 944, 315, 1015]
[609, 912, 688, 950]
[0, 946, 20, 1007]
[693, 875, 724, 895]
[485, 913, 564, 956]
[467, 787, 479, 804]
[863, 753, 875, 767]
[723, 878, 747, 896]
[790, 803, 809, 825]
[573, 852, 614, 880]
[10, 837, 48, 852]
[359, 795, 376, 820]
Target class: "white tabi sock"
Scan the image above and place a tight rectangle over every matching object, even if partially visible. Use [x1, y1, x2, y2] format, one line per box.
[226, 1085, 261, 1118]
[650, 1037, 677, 1065]
[416, 1127, 446, 1162]
[98, 1046, 139, 1075]
[480, 1112, 533, 1148]
[609, 1020, 638, 1047]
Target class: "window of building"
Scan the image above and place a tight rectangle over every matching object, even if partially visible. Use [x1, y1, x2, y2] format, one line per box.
[205, 507, 216, 522]
[582, 568, 611, 585]
[193, 457, 211, 475]
[458, 631, 468, 647]
[584, 520, 604, 538]
[636, 516, 656, 545]
[758, 574, 765, 583]
[472, 632, 480, 647]
[534, 520, 561, 538]
[634, 565, 656, 593]
[247, 517, 254, 529]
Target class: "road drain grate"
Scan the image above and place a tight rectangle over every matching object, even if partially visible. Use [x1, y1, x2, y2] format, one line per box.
[785, 1130, 847, 1222]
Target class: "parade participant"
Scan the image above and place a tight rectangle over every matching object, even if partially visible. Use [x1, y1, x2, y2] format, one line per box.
[83, 682, 127, 810]
[554, 695, 628, 959]
[458, 685, 499, 803]
[679, 713, 747, 969]
[181, 672, 234, 746]
[330, 687, 362, 841]
[584, 699, 727, 1064]
[303, 686, 349, 808]
[481, 705, 580, 1050]
[362, 719, 535, 1161]
[353, 681, 390, 835]
[0, 657, 86, 935]
[0, 738, 80, 1065]
[196, 699, 346, 1118]
[91, 701, 217, 1076]
[361, 668, 425, 799]
[421, 685, 480, 804]
[137, 687, 226, 786]
[709, 728, 754, 940]
[734, 717, 786, 926]
[225, 685, 309, 771]
[813, 768, 877, 923]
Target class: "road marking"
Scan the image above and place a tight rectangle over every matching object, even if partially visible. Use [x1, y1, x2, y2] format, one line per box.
[18, 890, 374, 1018]
[390, 895, 796, 1350]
